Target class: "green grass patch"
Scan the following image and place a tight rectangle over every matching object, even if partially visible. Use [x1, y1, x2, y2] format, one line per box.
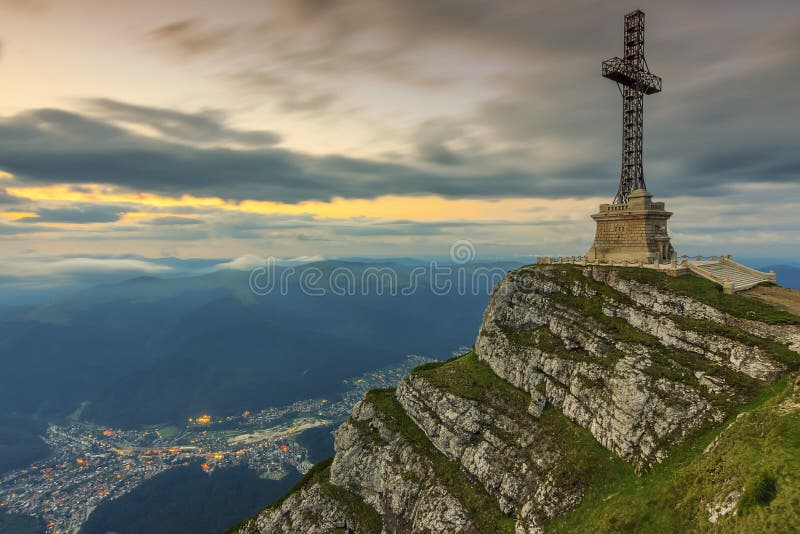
[412, 351, 529, 409]
[363, 387, 516, 533]
[411, 361, 447, 373]
[536, 266, 795, 390]
[524, 263, 799, 324]
[613, 268, 800, 325]
[526, 264, 628, 302]
[154, 425, 182, 440]
[537, 405, 634, 495]
[550, 292, 662, 349]
[671, 315, 800, 370]
[413, 352, 632, 496]
[546, 375, 800, 533]
[500, 323, 620, 369]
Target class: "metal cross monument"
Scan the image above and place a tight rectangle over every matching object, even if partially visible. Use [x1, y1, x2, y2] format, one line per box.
[603, 10, 662, 204]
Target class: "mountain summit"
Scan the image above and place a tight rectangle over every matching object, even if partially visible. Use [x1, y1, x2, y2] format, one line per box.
[231, 265, 800, 533]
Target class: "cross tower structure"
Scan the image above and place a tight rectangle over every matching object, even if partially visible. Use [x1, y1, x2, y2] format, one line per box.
[602, 9, 662, 204]
[586, 10, 675, 263]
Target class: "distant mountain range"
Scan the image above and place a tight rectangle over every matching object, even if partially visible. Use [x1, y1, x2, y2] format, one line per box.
[0, 260, 520, 437]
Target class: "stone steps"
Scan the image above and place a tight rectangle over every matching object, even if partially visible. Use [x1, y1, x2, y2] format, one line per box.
[694, 262, 769, 291]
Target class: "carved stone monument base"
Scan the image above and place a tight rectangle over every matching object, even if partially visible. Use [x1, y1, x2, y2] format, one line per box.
[586, 188, 675, 263]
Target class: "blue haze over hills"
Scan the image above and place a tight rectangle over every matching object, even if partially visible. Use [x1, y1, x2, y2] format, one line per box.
[0, 259, 521, 472]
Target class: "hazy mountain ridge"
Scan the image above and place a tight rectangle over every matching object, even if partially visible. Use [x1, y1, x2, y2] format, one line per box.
[0, 260, 516, 454]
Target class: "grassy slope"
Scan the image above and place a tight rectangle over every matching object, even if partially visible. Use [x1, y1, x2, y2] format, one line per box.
[491, 267, 800, 531]
[548, 374, 800, 533]
[412, 352, 634, 498]
[542, 266, 798, 394]
[613, 268, 800, 325]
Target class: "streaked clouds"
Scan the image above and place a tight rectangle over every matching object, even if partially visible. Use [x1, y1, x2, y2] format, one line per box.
[17, 204, 124, 224]
[0, 0, 797, 265]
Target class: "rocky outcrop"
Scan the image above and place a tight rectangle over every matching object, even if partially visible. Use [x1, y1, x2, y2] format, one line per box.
[473, 265, 796, 467]
[330, 398, 475, 533]
[478, 273, 702, 466]
[242, 480, 361, 534]
[590, 268, 786, 380]
[235, 265, 800, 533]
[236, 456, 383, 534]
[396, 372, 580, 533]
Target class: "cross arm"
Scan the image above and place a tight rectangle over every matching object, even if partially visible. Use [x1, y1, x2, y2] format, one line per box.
[602, 57, 662, 95]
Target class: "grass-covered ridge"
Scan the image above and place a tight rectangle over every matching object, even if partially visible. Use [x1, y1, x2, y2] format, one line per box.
[547, 374, 800, 532]
[362, 387, 516, 533]
[670, 314, 800, 370]
[613, 267, 800, 325]
[410, 351, 530, 408]
[402, 352, 800, 532]
[526, 264, 798, 386]
[524, 263, 800, 325]
[412, 352, 634, 494]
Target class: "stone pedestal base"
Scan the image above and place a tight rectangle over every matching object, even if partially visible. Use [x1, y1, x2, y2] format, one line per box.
[586, 188, 675, 263]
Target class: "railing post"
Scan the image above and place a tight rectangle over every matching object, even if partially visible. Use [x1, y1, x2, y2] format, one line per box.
[722, 280, 735, 294]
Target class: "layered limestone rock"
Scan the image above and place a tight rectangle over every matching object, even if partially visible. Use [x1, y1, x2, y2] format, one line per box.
[474, 265, 789, 467]
[590, 268, 800, 353]
[396, 370, 583, 533]
[330, 397, 477, 533]
[240, 479, 363, 534]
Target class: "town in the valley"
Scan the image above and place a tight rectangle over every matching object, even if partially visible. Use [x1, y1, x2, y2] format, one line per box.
[0, 355, 435, 534]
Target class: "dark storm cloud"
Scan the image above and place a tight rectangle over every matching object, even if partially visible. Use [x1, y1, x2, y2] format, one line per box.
[0, 106, 608, 202]
[2, 1, 798, 205]
[139, 0, 800, 200]
[414, 119, 473, 166]
[18, 204, 124, 224]
[0, 96, 794, 204]
[183, 212, 566, 241]
[151, 6, 459, 92]
[0, 222, 40, 235]
[85, 98, 281, 147]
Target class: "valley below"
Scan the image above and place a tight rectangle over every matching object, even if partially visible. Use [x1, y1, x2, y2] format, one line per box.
[0, 355, 434, 534]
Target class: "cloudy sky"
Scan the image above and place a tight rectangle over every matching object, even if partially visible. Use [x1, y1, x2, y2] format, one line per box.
[0, 0, 798, 276]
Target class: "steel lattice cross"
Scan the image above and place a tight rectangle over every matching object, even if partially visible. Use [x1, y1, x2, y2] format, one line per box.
[602, 10, 662, 204]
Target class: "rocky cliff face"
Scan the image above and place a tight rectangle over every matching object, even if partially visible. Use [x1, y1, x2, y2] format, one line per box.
[474, 265, 791, 468]
[234, 265, 800, 534]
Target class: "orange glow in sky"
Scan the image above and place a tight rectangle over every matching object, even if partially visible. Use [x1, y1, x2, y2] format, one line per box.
[7, 184, 601, 224]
